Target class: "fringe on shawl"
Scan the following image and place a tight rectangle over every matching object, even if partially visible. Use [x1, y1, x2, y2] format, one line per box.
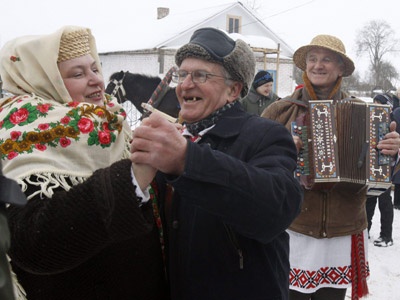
[7, 255, 27, 300]
[17, 172, 88, 200]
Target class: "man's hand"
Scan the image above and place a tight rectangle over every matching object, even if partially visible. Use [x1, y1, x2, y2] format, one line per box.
[377, 121, 400, 156]
[131, 112, 186, 175]
[292, 135, 303, 154]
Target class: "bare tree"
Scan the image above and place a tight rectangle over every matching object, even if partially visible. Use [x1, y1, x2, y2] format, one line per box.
[243, 0, 262, 11]
[378, 60, 399, 91]
[355, 20, 399, 88]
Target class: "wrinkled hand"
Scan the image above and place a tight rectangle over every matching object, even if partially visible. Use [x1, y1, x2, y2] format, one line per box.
[377, 121, 400, 156]
[131, 112, 186, 175]
[292, 135, 303, 153]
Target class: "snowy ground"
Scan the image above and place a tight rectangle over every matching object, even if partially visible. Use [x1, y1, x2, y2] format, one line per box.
[345, 191, 400, 299]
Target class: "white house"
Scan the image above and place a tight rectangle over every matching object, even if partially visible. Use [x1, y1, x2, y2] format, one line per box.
[99, 1, 296, 98]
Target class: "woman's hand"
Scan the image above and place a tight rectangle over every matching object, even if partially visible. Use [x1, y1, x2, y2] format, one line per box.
[130, 162, 157, 191]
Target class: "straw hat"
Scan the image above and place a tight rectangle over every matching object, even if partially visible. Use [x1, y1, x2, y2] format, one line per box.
[58, 29, 91, 62]
[293, 34, 355, 77]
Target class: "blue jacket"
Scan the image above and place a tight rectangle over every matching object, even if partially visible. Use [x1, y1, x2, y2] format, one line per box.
[158, 102, 302, 300]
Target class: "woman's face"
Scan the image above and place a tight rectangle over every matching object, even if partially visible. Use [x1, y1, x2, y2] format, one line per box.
[58, 54, 105, 106]
[305, 48, 344, 91]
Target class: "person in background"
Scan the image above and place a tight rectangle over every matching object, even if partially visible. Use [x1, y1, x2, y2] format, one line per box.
[0, 26, 168, 300]
[131, 27, 303, 300]
[240, 70, 280, 116]
[366, 188, 393, 246]
[261, 34, 400, 300]
[366, 93, 399, 247]
[393, 88, 400, 210]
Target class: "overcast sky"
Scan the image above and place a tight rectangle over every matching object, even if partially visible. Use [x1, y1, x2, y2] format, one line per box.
[1, 0, 400, 84]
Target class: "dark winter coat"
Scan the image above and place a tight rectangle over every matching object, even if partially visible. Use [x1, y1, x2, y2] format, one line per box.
[262, 87, 369, 238]
[158, 101, 302, 300]
[240, 87, 279, 116]
[0, 159, 26, 300]
[391, 107, 400, 184]
[7, 159, 169, 300]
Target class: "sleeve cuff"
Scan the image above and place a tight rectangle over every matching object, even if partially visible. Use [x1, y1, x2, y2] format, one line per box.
[130, 166, 151, 204]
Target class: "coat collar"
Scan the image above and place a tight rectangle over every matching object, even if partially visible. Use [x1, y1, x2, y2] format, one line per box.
[206, 101, 251, 139]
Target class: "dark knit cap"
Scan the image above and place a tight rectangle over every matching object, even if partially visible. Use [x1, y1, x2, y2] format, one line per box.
[175, 27, 255, 97]
[252, 71, 273, 89]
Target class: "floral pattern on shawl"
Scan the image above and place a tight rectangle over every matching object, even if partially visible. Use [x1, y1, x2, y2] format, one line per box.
[0, 95, 126, 160]
[0, 93, 131, 199]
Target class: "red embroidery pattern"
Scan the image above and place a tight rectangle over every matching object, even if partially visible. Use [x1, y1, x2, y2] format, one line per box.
[351, 232, 369, 299]
[149, 183, 165, 265]
[289, 263, 370, 289]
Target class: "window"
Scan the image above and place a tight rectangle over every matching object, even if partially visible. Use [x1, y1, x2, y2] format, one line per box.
[227, 15, 241, 33]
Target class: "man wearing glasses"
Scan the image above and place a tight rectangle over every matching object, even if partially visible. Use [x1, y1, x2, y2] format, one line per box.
[131, 27, 302, 300]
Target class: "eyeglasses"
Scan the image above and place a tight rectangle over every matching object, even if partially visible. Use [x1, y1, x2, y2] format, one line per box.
[172, 69, 232, 84]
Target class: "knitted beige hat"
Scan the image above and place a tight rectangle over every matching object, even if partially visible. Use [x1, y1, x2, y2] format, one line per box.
[58, 29, 91, 62]
[0, 26, 101, 103]
[293, 34, 355, 77]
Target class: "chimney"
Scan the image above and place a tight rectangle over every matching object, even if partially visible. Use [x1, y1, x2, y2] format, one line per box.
[157, 7, 169, 20]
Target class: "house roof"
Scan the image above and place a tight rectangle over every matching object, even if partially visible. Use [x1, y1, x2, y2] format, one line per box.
[100, 2, 294, 58]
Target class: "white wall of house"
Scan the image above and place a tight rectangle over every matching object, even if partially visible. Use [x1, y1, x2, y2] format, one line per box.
[99, 2, 296, 97]
[254, 57, 295, 97]
[100, 51, 295, 98]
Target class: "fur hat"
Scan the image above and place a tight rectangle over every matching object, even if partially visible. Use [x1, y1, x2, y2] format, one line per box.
[293, 34, 355, 77]
[175, 27, 255, 97]
[253, 71, 273, 89]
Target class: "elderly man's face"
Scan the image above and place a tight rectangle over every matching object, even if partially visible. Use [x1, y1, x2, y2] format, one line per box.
[176, 58, 241, 123]
[305, 48, 344, 91]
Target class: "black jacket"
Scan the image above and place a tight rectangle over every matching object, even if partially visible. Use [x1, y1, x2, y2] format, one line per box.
[0, 160, 26, 300]
[7, 160, 168, 300]
[159, 102, 302, 300]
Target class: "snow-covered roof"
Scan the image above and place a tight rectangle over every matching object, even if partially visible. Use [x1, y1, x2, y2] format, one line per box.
[99, 2, 294, 58]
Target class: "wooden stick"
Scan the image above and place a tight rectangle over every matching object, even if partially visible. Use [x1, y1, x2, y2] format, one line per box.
[141, 103, 177, 123]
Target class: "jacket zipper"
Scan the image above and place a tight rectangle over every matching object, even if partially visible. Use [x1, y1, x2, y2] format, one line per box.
[322, 192, 327, 237]
[224, 224, 243, 269]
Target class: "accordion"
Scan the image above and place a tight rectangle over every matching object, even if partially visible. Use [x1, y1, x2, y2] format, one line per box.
[292, 99, 392, 191]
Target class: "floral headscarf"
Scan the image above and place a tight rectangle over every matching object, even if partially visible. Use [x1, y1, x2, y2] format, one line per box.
[0, 26, 131, 199]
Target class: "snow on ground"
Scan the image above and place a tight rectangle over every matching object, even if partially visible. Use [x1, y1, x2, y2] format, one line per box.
[345, 191, 400, 299]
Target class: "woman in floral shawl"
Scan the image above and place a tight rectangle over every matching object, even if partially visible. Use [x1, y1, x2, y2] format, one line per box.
[0, 26, 168, 300]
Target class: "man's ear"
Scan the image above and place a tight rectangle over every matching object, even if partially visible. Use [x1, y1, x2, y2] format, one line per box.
[227, 82, 243, 103]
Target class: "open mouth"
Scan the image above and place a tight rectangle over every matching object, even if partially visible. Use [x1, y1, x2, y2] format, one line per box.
[184, 96, 202, 103]
[86, 91, 102, 99]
